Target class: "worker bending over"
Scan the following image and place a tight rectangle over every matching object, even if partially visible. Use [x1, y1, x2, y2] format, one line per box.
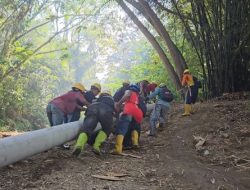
[112, 84, 143, 154]
[70, 83, 101, 122]
[72, 90, 115, 156]
[46, 83, 89, 126]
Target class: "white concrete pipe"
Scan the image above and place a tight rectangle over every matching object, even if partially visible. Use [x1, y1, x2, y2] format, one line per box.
[0, 120, 83, 168]
[0, 104, 154, 168]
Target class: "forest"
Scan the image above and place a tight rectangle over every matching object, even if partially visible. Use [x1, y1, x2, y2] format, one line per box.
[0, 0, 249, 131]
[0, 1, 250, 189]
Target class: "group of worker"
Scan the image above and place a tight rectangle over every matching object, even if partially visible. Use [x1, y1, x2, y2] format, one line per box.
[46, 69, 199, 156]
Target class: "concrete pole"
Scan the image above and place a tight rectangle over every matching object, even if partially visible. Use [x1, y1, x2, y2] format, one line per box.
[0, 120, 83, 168]
[0, 104, 155, 168]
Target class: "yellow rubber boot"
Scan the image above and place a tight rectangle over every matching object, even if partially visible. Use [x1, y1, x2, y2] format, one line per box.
[182, 104, 191, 116]
[111, 135, 124, 155]
[131, 130, 139, 147]
[72, 133, 88, 156]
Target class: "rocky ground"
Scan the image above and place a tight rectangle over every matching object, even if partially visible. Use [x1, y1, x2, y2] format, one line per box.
[0, 94, 249, 190]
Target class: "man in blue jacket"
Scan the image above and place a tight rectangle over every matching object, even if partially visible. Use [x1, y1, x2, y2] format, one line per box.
[146, 83, 171, 136]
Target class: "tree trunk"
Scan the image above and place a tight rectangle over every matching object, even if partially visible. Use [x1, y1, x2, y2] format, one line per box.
[116, 0, 181, 89]
[127, 0, 187, 79]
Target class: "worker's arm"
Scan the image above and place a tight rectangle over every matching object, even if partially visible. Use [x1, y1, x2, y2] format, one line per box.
[117, 90, 131, 106]
[147, 87, 160, 100]
[115, 90, 131, 112]
[76, 94, 91, 111]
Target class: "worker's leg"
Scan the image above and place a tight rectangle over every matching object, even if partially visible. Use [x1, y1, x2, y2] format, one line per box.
[50, 104, 65, 126]
[72, 115, 98, 156]
[69, 109, 81, 122]
[182, 89, 192, 116]
[112, 114, 132, 154]
[131, 121, 141, 147]
[190, 86, 198, 113]
[149, 104, 161, 136]
[159, 104, 169, 130]
[93, 109, 113, 154]
[46, 103, 53, 126]
[123, 123, 133, 149]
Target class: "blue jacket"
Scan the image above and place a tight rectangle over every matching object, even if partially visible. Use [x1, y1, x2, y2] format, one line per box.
[148, 87, 170, 107]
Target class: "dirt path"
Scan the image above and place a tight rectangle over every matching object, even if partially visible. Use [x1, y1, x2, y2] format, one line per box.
[0, 99, 249, 190]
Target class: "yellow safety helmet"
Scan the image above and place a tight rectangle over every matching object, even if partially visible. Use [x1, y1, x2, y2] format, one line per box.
[100, 89, 112, 96]
[91, 83, 101, 92]
[183, 69, 190, 74]
[72, 83, 86, 92]
[122, 80, 130, 85]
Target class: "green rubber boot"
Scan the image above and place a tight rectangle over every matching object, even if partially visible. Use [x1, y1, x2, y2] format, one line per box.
[93, 130, 107, 155]
[72, 133, 88, 156]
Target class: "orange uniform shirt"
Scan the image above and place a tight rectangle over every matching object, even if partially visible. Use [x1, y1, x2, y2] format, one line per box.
[181, 74, 194, 87]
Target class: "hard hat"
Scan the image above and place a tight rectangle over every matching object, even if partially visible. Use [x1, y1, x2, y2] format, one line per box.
[91, 83, 101, 91]
[159, 83, 166, 88]
[122, 80, 130, 85]
[128, 84, 140, 93]
[183, 69, 190, 74]
[100, 89, 112, 96]
[72, 83, 86, 92]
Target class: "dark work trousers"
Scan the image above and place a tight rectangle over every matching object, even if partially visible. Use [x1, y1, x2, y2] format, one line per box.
[80, 103, 113, 138]
[46, 103, 66, 126]
[115, 115, 141, 137]
[123, 119, 141, 147]
[185, 85, 199, 104]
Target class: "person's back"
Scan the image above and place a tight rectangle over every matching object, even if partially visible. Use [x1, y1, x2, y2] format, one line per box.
[46, 83, 86, 127]
[113, 81, 130, 102]
[86, 94, 115, 116]
[84, 90, 96, 103]
[147, 83, 171, 136]
[148, 86, 171, 108]
[50, 90, 84, 114]
[70, 83, 101, 122]
[72, 91, 115, 156]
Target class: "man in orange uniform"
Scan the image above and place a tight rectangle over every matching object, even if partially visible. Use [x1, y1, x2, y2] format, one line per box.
[112, 84, 143, 154]
[181, 69, 195, 116]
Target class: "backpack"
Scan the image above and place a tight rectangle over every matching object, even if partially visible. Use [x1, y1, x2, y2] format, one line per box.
[193, 76, 202, 88]
[159, 87, 174, 102]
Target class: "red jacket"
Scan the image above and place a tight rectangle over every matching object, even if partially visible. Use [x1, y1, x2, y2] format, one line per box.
[50, 91, 85, 114]
[123, 91, 143, 123]
[146, 83, 157, 94]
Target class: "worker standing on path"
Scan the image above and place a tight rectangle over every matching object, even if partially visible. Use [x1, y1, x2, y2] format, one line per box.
[146, 83, 172, 136]
[69, 83, 101, 122]
[112, 84, 143, 154]
[181, 69, 198, 116]
[46, 83, 89, 126]
[72, 90, 115, 156]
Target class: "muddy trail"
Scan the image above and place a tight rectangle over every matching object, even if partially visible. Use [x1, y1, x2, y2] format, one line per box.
[0, 98, 250, 190]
